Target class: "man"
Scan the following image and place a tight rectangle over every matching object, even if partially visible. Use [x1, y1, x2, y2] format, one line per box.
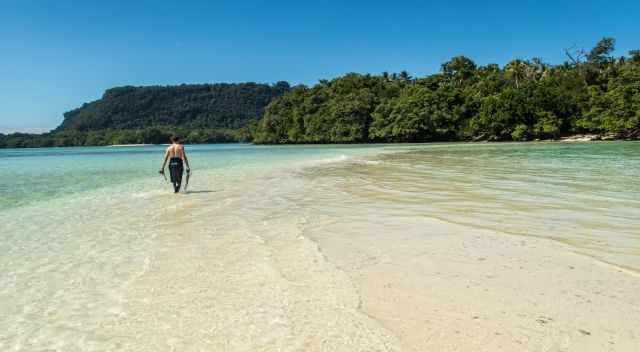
[159, 135, 191, 193]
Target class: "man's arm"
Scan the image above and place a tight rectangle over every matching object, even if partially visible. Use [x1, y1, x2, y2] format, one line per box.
[182, 146, 190, 171]
[159, 148, 169, 173]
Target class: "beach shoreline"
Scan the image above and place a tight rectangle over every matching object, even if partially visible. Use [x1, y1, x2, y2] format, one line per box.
[2, 131, 639, 150]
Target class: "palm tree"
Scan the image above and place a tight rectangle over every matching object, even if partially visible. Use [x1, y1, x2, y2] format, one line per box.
[441, 56, 477, 85]
[530, 57, 549, 81]
[399, 70, 412, 81]
[505, 59, 528, 88]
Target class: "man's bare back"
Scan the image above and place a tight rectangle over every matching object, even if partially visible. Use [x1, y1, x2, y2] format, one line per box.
[165, 143, 185, 159]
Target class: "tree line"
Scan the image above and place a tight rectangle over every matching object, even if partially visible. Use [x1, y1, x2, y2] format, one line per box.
[252, 38, 639, 143]
[0, 127, 244, 148]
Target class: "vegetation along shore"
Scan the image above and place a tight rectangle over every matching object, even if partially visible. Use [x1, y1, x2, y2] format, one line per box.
[1, 37, 638, 148]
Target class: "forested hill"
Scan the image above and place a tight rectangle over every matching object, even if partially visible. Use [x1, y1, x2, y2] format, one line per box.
[57, 82, 291, 131]
[0, 82, 290, 147]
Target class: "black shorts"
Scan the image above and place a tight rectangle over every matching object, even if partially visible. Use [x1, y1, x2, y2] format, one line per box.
[168, 157, 184, 185]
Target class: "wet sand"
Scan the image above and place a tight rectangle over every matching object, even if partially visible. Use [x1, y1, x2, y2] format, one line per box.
[94, 198, 640, 351]
[97, 162, 640, 351]
[306, 215, 640, 351]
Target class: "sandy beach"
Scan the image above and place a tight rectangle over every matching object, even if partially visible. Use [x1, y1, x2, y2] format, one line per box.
[1, 143, 639, 351]
[308, 216, 640, 351]
[97, 192, 640, 351]
[102, 146, 640, 351]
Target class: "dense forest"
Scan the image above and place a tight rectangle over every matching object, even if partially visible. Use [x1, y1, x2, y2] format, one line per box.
[253, 38, 639, 143]
[0, 82, 289, 148]
[57, 82, 291, 131]
[1, 37, 638, 148]
[0, 128, 242, 148]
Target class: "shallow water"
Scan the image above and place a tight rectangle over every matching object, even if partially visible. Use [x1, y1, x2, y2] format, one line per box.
[0, 142, 639, 350]
[300, 142, 640, 271]
[0, 144, 395, 350]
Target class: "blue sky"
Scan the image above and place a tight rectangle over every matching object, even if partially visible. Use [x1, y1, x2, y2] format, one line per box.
[1, 0, 639, 133]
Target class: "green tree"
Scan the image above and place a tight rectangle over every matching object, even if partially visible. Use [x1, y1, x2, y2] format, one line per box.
[441, 56, 477, 86]
[505, 59, 530, 88]
[587, 37, 616, 64]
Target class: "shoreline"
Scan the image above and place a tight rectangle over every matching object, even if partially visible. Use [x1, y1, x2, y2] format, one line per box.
[108, 143, 154, 147]
[420, 213, 640, 277]
[1, 132, 639, 149]
[303, 213, 640, 351]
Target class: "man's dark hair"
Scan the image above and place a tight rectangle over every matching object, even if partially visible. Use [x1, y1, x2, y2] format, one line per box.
[171, 135, 180, 143]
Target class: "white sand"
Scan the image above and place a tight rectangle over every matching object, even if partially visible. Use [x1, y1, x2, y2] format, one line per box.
[306, 215, 640, 351]
[95, 197, 640, 351]
[95, 164, 640, 351]
[99, 196, 401, 351]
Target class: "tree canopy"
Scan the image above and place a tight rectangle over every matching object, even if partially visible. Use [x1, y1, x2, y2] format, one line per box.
[252, 37, 640, 144]
[57, 82, 290, 131]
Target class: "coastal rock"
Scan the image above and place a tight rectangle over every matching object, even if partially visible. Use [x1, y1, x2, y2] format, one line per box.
[618, 128, 640, 140]
[560, 129, 640, 142]
[560, 134, 600, 142]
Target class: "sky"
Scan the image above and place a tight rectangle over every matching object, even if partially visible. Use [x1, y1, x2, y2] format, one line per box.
[1, 0, 639, 133]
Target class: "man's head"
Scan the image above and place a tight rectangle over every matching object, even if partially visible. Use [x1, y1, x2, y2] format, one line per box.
[170, 135, 181, 144]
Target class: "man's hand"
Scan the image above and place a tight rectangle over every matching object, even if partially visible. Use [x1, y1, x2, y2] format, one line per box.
[159, 169, 165, 174]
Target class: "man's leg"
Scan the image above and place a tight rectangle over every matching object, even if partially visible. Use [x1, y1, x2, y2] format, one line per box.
[173, 165, 183, 193]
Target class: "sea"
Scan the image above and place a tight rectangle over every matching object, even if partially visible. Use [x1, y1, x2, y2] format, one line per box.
[1, 142, 638, 350]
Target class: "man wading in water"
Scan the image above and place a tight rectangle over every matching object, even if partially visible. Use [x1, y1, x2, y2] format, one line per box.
[159, 136, 191, 193]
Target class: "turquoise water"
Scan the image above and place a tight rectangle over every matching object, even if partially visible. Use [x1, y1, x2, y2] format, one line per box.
[0, 143, 387, 350]
[1, 142, 639, 350]
[2, 141, 638, 269]
[301, 141, 640, 270]
[0, 144, 381, 209]
[1, 142, 639, 260]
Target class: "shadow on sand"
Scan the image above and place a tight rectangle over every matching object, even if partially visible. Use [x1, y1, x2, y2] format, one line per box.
[185, 190, 219, 194]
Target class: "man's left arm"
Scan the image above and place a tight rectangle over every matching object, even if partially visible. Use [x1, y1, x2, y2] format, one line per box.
[159, 148, 169, 173]
[183, 148, 190, 172]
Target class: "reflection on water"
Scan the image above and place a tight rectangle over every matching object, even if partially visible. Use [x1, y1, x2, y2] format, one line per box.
[301, 142, 640, 271]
